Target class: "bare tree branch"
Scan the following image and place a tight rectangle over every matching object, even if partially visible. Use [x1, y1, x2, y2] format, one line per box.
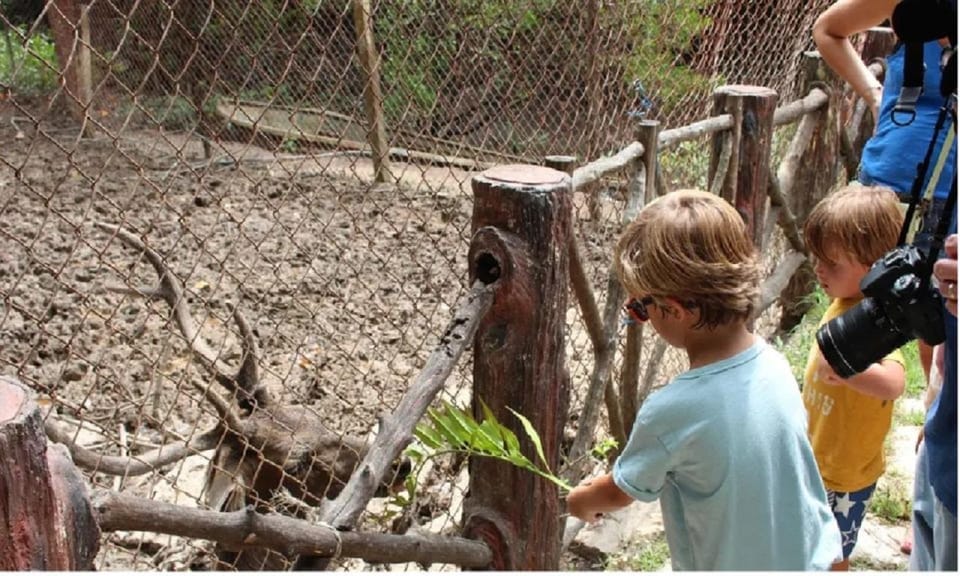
[91, 489, 493, 568]
[45, 417, 221, 476]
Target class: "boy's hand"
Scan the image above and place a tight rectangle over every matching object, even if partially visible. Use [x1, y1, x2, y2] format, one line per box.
[815, 352, 844, 386]
[566, 480, 605, 524]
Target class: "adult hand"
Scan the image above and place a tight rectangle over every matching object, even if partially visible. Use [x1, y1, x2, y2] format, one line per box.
[934, 234, 958, 317]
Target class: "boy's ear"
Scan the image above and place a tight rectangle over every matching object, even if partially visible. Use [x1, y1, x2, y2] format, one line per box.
[660, 297, 692, 320]
[661, 297, 701, 326]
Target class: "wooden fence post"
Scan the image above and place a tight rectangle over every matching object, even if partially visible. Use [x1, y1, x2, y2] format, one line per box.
[0, 377, 99, 569]
[779, 52, 843, 332]
[709, 85, 778, 248]
[352, 0, 391, 183]
[463, 165, 572, 570]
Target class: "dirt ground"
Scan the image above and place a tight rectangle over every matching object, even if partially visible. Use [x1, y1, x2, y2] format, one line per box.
[1, 99, 643, 569]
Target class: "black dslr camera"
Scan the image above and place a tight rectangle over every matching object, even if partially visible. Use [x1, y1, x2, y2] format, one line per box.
[815, 0, 957, 378]
[816, 246, 946, 378]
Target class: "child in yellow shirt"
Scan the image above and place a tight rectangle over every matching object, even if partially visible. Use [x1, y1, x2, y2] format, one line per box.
[802, 185, 907, 570]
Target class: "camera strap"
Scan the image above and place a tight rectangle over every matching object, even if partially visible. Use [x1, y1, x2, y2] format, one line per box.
[893, 42, 926, 126]
[898, 95, 956, 246]
[921, 98, 957, 275]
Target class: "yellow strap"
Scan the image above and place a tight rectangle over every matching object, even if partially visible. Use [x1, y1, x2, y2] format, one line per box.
[923, 122, 956, 202]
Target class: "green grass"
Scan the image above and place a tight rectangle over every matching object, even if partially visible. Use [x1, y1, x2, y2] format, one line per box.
[606, 533, 670, 571]
[869, 471, 912, 523]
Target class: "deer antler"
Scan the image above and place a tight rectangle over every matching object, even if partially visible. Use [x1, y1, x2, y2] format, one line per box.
[95, 222, 269, 416]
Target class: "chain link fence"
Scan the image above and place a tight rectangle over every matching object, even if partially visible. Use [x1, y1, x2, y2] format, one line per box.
[2, 0, 835, 570]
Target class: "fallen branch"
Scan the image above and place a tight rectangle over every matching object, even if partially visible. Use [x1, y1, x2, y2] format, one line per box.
[91, 489, 492, 568]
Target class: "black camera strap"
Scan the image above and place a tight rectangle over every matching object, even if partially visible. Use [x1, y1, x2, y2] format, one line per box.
[898, 95, 955, 246]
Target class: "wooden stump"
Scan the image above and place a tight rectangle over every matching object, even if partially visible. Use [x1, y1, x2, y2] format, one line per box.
[463, 165, 572, 570]
[0, 376, 99, 569]
[709, 85, 778, 248]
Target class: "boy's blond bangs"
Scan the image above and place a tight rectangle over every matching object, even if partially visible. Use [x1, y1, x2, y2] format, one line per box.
[804, 186, 902, 265]
[615, 190, 760, 328]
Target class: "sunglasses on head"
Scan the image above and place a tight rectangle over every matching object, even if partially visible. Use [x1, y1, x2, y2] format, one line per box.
[624, 295, 656, 323]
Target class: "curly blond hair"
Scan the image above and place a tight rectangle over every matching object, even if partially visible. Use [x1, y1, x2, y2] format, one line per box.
[615, 189, 760, 329]
[804, 185, 902, 266]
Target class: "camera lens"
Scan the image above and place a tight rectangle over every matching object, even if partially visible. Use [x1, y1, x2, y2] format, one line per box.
[815, 298, 911, 378]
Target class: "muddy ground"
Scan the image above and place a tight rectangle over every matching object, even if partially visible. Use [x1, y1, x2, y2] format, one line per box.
[1, 99, 653, 569]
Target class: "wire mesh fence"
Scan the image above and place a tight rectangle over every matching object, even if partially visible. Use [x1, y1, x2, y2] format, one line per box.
[2, 0, 835, 570]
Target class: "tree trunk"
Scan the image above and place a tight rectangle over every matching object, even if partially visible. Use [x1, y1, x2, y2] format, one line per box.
[0, 376, 99, 569]
[464, 165, 572, 570]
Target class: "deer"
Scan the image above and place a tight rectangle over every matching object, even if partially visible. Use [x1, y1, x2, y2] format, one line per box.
[44, 222, 410, 570]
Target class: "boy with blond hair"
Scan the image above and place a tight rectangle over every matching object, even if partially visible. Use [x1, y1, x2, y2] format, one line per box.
[802, 184, 907, 570]
[566, 190, 841, 570]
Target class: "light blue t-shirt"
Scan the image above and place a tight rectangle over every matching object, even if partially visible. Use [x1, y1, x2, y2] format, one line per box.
[613, 339, 841, 570]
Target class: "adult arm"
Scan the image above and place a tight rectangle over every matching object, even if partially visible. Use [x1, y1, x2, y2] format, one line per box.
[812, 0, 897, 120]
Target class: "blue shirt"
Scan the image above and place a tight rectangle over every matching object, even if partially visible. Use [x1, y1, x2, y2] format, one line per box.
[925, 211, 958, 515]
[860, 42, 956, 199]
[612, 339, 841, 570]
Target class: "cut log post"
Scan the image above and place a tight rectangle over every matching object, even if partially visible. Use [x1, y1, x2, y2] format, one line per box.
[464, 165, 572, 570]
[709, 85, 778, 248]
[352, 0, 392, 183]
[0, 376, 99, 569]
[779, 52, 843, 332]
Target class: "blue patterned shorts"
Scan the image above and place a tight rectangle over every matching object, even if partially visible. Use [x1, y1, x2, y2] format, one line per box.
[827, 484, 877, 559]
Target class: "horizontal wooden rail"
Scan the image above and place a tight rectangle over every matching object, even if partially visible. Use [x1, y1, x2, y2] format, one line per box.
[571, 141, 644, 190]
[773, 88, 829, 127]
[542, 69, 884, 195]
[659, 114, 735, 150]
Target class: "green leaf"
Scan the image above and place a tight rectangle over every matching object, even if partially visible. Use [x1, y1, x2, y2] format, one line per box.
[508, 407, 551, 473]
[414, 421, 443, 450]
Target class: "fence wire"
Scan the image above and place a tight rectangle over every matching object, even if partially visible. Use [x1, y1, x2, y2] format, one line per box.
[2, 0, 833, 570]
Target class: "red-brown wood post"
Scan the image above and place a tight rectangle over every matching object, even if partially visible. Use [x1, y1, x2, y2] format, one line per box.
[779, 52, 843, 332]
[709, 85, 778, 248]
[47, 0, 84, 120]
[0, 377, 99, 569]
[463, 165, 572, 570]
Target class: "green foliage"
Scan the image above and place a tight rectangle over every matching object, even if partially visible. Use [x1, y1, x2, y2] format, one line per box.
[777, 287, 830, 386]
[1, 27, 58, 94]
[621, 0, 717, 117]
[591, 437, 619, 461]
[869, 475, 911, 523]
[408, 399, 573, 492]
[126, 96, 198, 131]
[659, 140, 711, 190]
[900, 339, 926, 399]
[606, 533, 671, 571]
[376, 1, 559, 120]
